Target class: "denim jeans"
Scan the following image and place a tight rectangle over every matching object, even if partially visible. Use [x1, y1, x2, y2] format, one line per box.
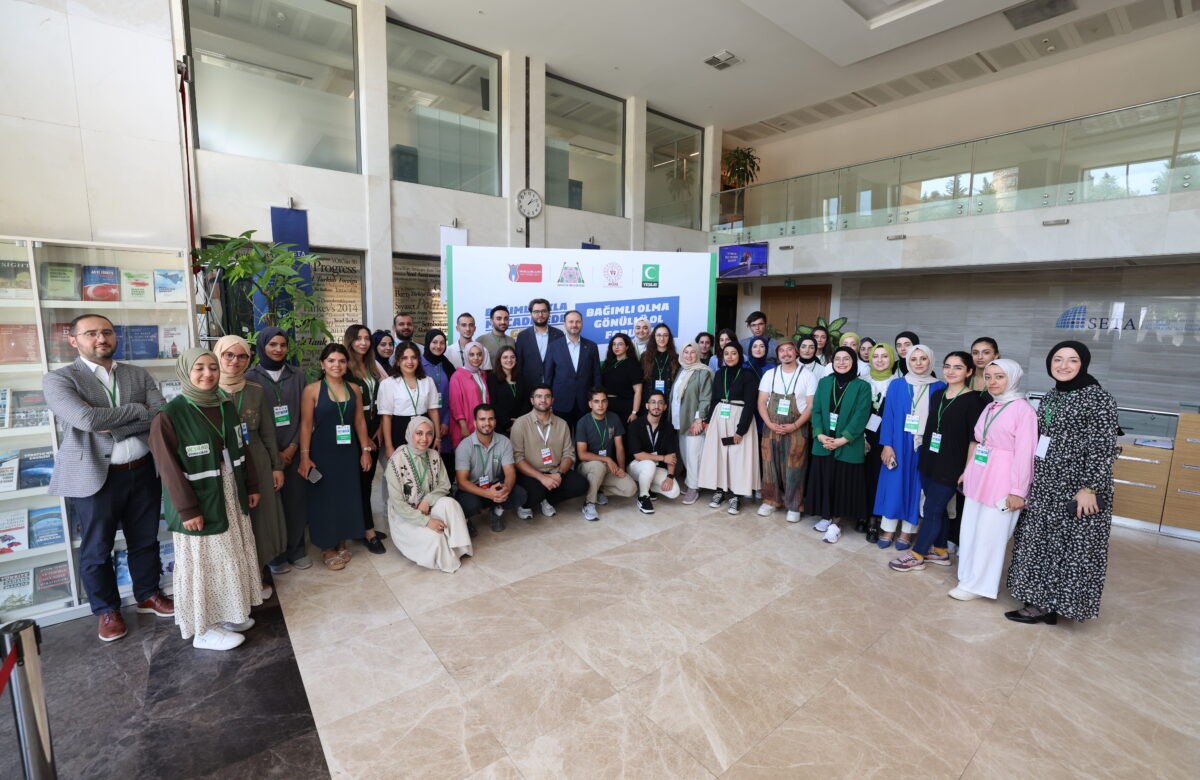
[914, 474, 958, 557]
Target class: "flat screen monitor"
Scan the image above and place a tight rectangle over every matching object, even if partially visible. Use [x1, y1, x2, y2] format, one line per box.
[718, 243, 768, 278]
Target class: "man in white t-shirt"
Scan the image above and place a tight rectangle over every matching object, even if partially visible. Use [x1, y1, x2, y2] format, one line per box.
[755, 341, 817, 523]
[445, 312, 491, 370]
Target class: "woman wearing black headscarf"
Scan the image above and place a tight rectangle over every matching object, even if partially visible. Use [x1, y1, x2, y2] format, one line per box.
[893, 331, 919, 376]
[370, 330, 395, 380]
[421, 329, 454, 455]
[1005, 341, 1118, 624]
[806, 346, 872, 544]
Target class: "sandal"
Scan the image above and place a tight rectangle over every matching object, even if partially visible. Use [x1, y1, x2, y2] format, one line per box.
[323, 552, 347, 571]
[337, 549, 352, 562]
[895, 533, 913, 551]
[876, 532, 895, 550]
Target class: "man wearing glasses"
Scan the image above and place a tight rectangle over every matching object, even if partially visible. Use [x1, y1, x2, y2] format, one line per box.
[515, 297, 563, 389]
[43, 314, 173, 643]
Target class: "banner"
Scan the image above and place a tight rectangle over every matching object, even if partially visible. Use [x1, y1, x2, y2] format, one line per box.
[310, 252, 364, 341]
[392, 256, 448, 336]
[447, 247, 716, 355]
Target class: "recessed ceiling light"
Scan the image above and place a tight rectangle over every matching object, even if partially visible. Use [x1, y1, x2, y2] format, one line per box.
[703, 50, 741, 70]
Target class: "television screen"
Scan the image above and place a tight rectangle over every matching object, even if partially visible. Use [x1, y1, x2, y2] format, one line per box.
[718, 243, 768, 278]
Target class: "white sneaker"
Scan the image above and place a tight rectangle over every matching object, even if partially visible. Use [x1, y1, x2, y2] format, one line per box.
[582, 503, 600, 521]
[492, 505, 505, 517]
[786, 511, 802, 523]
[814, 518, 832, 532]
[947, 541, 959, 555]
[948, 587, 982, 601]
[221, 618, 256, 632]
[260, 585, 274, 601]
[540, 500, 557, 517]
[756, 503, 775, 517]
[193, 628, 245, 651]
[516, 506, 533, 520]
[823, 523, 841, 544]
[595, 492, 609, 505]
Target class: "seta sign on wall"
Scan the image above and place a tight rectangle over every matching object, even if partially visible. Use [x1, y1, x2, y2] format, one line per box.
[1055, 303, 1200, 332]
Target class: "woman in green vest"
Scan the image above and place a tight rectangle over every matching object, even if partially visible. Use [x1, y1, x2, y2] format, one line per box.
[806, 346, 872, 545]
[149, 348, 263, 652]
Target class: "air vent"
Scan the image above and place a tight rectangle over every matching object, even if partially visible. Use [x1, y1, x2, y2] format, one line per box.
[703, 50, 741, 70]
[1003, 0, 1077, 30]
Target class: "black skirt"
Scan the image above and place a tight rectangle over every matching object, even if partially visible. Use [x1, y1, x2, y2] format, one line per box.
[806, 454, 868, 520]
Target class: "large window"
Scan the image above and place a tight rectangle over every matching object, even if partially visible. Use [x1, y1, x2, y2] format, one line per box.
[545, 76, 625, 217]
[645, 111, 703, 230]
[188, 0, 359, 173]
[386, 24, 500, 196]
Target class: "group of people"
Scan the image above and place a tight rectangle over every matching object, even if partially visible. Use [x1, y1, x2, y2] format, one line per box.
[46, 305, 1120, 653]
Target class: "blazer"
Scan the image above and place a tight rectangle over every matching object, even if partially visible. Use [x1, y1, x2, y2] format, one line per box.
[810, 375, 872, 464]
[543, 336, 601, 414]
[515, 325, 563, 388]
[43, 358, 166, 497]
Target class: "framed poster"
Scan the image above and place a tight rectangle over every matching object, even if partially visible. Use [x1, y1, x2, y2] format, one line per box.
[310, 250, 365, 340]
[392, 254, 447, 337]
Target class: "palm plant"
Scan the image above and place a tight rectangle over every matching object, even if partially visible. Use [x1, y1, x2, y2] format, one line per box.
[795, 315, 848, 345]
[721, 146, 760, 220]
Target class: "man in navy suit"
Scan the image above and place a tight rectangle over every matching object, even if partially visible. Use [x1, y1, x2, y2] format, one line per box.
[515, 297, 563, 389]
[543, 310, 601, 432]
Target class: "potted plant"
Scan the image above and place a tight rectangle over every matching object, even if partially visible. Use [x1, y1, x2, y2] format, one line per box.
[721, 146, 761, 223]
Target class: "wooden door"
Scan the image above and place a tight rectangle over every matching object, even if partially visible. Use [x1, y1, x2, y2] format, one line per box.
[760, 285, 831, 342]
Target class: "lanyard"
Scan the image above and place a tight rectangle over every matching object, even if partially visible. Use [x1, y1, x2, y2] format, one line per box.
[774, 366, 799, 397]
[260, 371, 284, 404]
[535, 419, 552, 446]
[647, 421, 660, 452]
[1040, 391, 1073, 427]
[908, 383, 927, 414]
[507, 381, 517, 399]
[980, 401, 1013, 446]
[184, 398, 228, 444]
[655, 355, 670, 380]
[723, 368, 742, 400]
[831, 380, 850, 412]
[402, 377, 420, 413]
[590, 415, 609, 450]
[219, 388, 244, 416]
[475, 443, 497, 478]
[404, 447, 429, 491]
[323, 379, 349, 425]
[471, 372, 487, 400]
[935, 385, 966, 432]
[98, 368, 118, 407]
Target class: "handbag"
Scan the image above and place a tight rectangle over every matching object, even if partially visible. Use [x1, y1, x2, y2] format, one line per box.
[1066, 494, 1107, 516]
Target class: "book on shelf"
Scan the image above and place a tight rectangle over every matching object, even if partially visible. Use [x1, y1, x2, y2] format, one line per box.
[0, 260, 33, 300]
[114, 325, 158, 361]
[37, 262, 82, 301]
[28, 506, 64, 548]
[154, 269, 187, 303]
[0, 388, 9, 429]
[82, 265, 121, 302]
[0, 568, 33, 610]
[47, 321, 74, 363]
[12, 390, 49, 428]
[0, 509, 27, 554]
[0, 449, 18, 492]
[158, 324, 187, 360]
[33, 561, 71, 602]
[0, 323, 39, 364]
[160, 379, 182, 402]
[17, 446, 53, 490]
[120, 269, 153, 302]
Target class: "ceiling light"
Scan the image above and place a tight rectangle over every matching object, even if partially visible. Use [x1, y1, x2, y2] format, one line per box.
[703, 50, 741, 71]
[1003, 0, 1076, 31]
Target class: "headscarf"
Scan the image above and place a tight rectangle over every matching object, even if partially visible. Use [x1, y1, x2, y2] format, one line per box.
[868, 343, 896, 381]
[674, 341, 705, 401]
[840, 332, 860, 349]
[390, 414, 444, 506]
[894, 331, 920, 376]
[831, 346, 859, 390]
[904, 345, 938, 446]
[405, 414, 435, 453]
[461, 341, 486, 375]
[213, 334, 251, 394]
[176, 347, 222, 408]
[985, 358, 1025, 405]
[1046, 340, 1100, 392]
[422, 329, 451, 371]
[255, 326, 286, 370]
[371, 330, 393, 375]
[746, 336, 771, 373]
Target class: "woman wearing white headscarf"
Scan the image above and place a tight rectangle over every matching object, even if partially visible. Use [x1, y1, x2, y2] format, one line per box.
[949, 359, 1037, 601]
[672, 341, 713, 504]
[873, 345, 945, 550]
[448, 341, 490, 449]
[384, 415, 473, 572]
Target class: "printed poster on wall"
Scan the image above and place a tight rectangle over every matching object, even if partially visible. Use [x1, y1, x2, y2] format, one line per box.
[310, 252, 364, 341]
[392, 256, 448, 337]
[447, 247, 716, 357]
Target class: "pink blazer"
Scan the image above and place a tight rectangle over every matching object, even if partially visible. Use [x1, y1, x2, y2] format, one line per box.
[448, 369, 490, 448]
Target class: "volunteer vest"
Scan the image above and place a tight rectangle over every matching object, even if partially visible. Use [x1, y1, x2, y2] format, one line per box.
[161, 396, 249, 536]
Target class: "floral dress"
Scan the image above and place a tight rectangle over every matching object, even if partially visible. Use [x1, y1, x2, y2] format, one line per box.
[1006, 384, 1119, 621]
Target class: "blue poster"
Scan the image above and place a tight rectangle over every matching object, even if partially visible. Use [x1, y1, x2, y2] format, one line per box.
[253, 207, 313, 328]
[718, 243, 768, 278]
[578, 296, 680, 345]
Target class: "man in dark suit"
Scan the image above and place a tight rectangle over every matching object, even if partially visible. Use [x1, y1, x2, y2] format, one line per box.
[543, 310, 601, 431]
[514, 297, 562, 389]
[43, 314, 173, 642]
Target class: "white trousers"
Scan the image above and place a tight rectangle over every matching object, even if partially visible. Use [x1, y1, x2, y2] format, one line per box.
[678, 432, 705, 489]
[628, 459, 681, 498]
[881, 516, 918, 534]
[956, 497, 1019, 599]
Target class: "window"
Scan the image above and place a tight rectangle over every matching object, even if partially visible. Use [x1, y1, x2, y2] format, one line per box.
[645, 110, 703, 230]
[188, 0, 359, 173]
[545, 76, 625, 217]
[386, 24, 500, 196]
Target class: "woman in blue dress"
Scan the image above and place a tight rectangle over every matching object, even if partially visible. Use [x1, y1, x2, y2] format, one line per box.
[873, 344, 944, 550]
[421, 329, 454, 456]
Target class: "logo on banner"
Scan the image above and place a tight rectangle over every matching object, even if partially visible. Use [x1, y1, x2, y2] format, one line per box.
[507, 264, 542, 283]
[641, 264, 660, 288]
[602, 262, 623, 288]
[557, 262, 585, 287]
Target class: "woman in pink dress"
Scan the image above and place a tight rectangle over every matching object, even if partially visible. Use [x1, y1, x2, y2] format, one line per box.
[950, 358, 1037, 601]
[448, 341, 490, 449]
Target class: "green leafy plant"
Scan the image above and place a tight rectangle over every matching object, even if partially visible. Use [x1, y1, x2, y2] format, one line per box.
[191, 230, 333, 376]
[794, 315, 848, 346]
[720, 146, 761, 219]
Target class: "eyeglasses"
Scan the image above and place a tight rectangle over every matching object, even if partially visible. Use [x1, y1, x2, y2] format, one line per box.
[220, 352, 251, 363]
[76, 329, 115, 339]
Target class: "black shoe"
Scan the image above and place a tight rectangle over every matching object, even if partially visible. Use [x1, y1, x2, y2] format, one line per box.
[490, 515, 506, 532]
[1004, 608, 1057, 625]
[374, 531, 388, 541]
[364, 535, 386, 555]
[637, 495, 655, 514]
[708, 490, 726, 508]
[865, 520, 879, 544]
[855, 519, 868, 534]
[648, 493, 659, 501]
[467, 519, 478, 538]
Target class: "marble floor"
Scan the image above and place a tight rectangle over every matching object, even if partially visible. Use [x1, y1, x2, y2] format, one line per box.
[273, 492, 1200, 780]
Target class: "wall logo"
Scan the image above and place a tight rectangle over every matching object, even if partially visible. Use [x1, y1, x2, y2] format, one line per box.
[507, 264, 542, 283]
[1055, 304, 1088, 329]
[557, 262, 585, 287]
[602, 262, 623, 288]
[641, 264, 660, 288]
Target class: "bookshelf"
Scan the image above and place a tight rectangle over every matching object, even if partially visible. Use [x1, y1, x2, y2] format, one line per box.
[0, 236, 195, 626]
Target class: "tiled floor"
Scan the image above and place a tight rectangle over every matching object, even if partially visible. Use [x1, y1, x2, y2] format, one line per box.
[275, 493, 1200, 779]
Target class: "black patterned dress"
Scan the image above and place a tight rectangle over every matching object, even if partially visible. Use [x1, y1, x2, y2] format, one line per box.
[1006, 384, 1118, 621]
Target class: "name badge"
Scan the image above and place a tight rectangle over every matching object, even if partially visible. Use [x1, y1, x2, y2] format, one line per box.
[828, 411, 839, 429]
[335, 424, 352, 444]
[719, 403, 732, 418]
[974, 446, 990, 466]
[273, 405, 290, 426]
[904, 413, 921, 434]
[1035, 435, 1051, 459]
[776, 398, 791, 416]
[240, 422, 250, 445]
[540, 447, 554, 465]
[185, 443, 210, 458]
[433, 392, 442, 407]
[597, 448, 607, 457]
[478, 473, 490, 488]
[654, 380, 666, 392]
[222, 448, 233, 472]
[929, 432, 943, 453]
[865, 414, 882, 432]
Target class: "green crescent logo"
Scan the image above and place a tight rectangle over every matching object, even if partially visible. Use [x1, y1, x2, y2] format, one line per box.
[641, 264, 659, 287]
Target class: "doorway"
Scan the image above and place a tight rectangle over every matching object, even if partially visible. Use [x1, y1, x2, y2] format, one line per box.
[715, 282, 738, 332]
[760, 284, 831, 342]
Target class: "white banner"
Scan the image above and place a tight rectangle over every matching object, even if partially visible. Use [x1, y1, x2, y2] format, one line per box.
[446, 247, 716, 354]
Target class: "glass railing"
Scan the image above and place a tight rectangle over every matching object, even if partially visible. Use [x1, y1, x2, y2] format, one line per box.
[712, 92, 1200, 244]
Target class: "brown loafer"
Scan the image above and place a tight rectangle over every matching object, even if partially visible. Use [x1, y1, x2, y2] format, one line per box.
[136, 593, 175, 617]
[98, 610, 127, 642]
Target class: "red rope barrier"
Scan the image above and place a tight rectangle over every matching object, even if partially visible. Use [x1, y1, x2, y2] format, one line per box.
[0, 643, 18, 698]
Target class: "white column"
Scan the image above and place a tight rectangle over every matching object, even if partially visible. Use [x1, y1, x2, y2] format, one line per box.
[526, 57, 546, 249]
[501, 51, 530, 247]
[355, 0, 394, 328]
[625, 96, 647, 250]
[701, 124, 722, 234]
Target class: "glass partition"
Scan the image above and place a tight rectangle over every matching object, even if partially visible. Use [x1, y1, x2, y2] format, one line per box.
[838, 158, 899, 230]
[1170, 94, 1200, 194]
[188, 0, 359, 173]
[787, 170, 840, 235]
[898, 144, 972, 224]
[970, 124, 1063, 215]
[645, 111, 703, 230]
[545, 76, 625, 217]
[1058, 101, 1178, 204]
[742, 182, 789, 241]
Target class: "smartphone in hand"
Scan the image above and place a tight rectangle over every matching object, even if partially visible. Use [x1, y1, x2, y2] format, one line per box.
[306, 466, 323, 484]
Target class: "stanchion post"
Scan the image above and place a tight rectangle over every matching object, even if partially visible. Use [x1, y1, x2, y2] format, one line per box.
[1, 620, 56, 779]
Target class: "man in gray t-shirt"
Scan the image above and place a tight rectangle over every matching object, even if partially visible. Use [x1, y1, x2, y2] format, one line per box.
[574, 387, 637, 521]
[454, 404, 526, 532]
